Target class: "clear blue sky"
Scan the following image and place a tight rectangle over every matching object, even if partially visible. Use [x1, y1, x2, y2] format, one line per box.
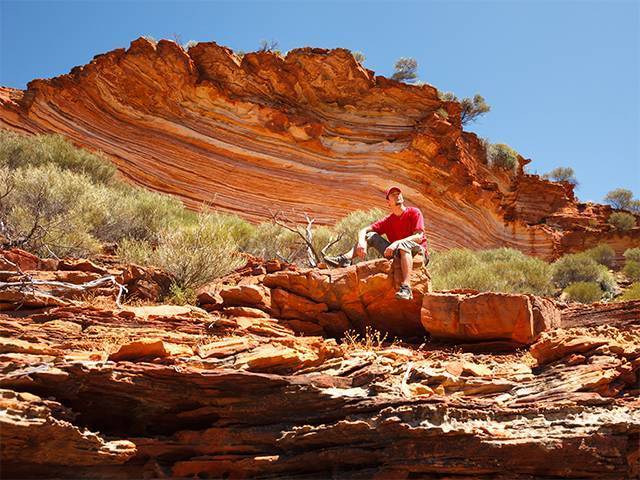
[1, 0, 638, 203]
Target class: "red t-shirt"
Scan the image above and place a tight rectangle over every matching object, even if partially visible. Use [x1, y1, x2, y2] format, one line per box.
[370, 207, 428, 252]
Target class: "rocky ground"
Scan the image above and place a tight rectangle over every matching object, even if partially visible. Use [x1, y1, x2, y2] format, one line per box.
[1, 249, 638, 478]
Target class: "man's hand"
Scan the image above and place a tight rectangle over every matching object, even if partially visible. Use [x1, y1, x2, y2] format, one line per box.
[355, 242, 367, 259]
[384, 242, 397, 258]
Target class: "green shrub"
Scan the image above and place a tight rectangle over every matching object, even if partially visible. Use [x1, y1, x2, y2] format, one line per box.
[552, 253, 600, 288]
[459, 94, 490, 125]
[2, 165, 102, 256]
[435, 108, 449, 120]
[430, 247, 554, 296]
[0, 131, 116, 184]
[1, 163, 191, 256]
[119, 214, 245, 290]
[583, 244, 616, 268]
[597, 265, 618, 294]
[0, 132, 200, 256]
[623, 260, 640, 282]
[564, 281, 603, 303]
[351, 51, 366, 64]
[242, 222, 302, 263]
[165, 282, 197, 305]
[391, 57, 418, 83]
[551, 253, 616, 294]
[436, 92, 490, 125]
[623, 248, 640, 263]
[211, 212, 256, 250]
[608, 212, 636, 231]
[487, 143, 518, 172]
[328, 208, 385, 259]
[117, 237, 153, 265]
[87, 185, 190, 243]
[617, 283, 640, 302]
[542, 167, 578, 186]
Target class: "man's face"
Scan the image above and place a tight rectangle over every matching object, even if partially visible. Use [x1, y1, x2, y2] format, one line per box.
[387, 190, 404, 208]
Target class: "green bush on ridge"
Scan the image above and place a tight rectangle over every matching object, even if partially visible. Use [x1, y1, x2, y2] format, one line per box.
[617, 283, 640, 302]
[486, 143, 518, 172]
[429, 247, 555, 296]
[564, 282, 603, 304]
[623, 261, 640, 282]
[583, 244, 616, 268]
[608, 212, 636, 231]
[623, 247, 640, 264]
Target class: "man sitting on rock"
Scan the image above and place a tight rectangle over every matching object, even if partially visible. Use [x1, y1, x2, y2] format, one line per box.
[324, 186, 429, 300]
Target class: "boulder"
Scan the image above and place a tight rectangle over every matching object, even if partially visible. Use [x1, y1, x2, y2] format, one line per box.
[262, 258, 431, 337]
[421, 291, 560, 345]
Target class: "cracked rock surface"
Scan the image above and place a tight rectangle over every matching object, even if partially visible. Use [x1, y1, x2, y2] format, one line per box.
[1, 251, 639, 478]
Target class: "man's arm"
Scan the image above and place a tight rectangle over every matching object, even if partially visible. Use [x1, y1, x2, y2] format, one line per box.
[357, 225, 374, 245]
[355, 225, 374, 257]
[383, 230, 424, 258]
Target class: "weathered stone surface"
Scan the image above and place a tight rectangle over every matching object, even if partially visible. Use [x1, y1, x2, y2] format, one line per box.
[0, 389, 136, 474]
[421, 291, 561, 344]
[0, 297, 638, 478]
[108, 338, 193, 361]
[2, 39, 638, 263]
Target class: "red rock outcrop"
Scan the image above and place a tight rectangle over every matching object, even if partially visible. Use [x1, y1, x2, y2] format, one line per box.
[1, 251, 639, 478]
[1, 294, 638, 477]
[198, 255, 562, 345]
[2, 38, 638, 263]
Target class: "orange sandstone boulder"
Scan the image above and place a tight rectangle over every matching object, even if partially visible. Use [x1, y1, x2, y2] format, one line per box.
[421, 291, 560, 345]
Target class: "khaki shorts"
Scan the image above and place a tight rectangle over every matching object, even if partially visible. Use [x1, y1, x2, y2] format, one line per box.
[365, 232, 429, 266]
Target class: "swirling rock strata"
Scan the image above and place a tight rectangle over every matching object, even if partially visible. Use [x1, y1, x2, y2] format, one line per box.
[1, 38, 639, 262]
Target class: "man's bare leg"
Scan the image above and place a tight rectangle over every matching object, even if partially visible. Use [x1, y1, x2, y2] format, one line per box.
[399, 249, 412, 285]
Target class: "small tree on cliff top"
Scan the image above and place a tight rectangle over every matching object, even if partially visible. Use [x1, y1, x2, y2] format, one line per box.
[438, 91, 491, 125]
[259, 39, 280, 54]
[351, 51, 366, 64]
[391, 57, 418, 83]
[542, 167, 579, 187]
[487, 143, 518, 172]
[604, 188, 636, 211]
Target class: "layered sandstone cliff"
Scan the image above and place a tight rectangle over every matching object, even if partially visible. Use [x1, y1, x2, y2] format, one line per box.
[1, 38, 638, 263]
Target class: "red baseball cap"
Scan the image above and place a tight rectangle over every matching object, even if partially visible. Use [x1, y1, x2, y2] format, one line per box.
[385, 186, 402, 199]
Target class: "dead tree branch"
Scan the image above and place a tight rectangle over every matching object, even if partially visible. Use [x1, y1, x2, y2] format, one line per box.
[0, 251, 128, 309]
[269, 210, 323, 267]
[0, 275, 128, 308]
[321, 233, 344, 257]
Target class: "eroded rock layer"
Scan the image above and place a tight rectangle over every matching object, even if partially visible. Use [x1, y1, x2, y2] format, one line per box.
[2, 38, 638, 262]
[1, 251, 639, 478]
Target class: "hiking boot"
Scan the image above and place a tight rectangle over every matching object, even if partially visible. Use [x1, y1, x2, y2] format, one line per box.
[323, 254, 351, 268]
[395, 284, 413, 300]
